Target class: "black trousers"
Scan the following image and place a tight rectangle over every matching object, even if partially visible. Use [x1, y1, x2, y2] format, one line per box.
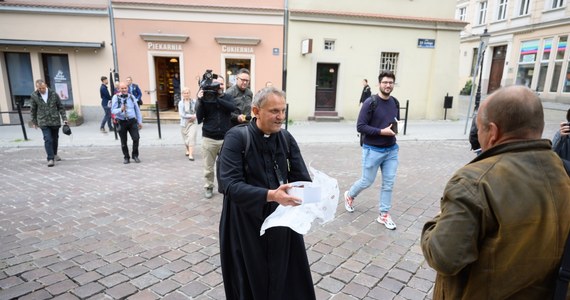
[118, 119, 140, 159]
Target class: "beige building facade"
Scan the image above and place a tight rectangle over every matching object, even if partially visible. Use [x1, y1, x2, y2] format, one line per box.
[111, 0, 284, 112]
[285, 0, 466, 121]
[456, 0, 570, 104]
[0, 0, 113, 124]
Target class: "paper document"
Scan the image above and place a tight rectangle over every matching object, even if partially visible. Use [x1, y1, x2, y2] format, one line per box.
[260, 167, 339, 235]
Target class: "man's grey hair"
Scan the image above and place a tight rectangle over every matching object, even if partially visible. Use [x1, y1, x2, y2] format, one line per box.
[253, 87, 286, 108]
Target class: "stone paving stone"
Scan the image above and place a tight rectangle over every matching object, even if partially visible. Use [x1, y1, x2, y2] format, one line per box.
[388, 268, 412, 283]
[21, 267, 53, 281]
[45, 279, 79, 296]
[318, 276, 345, 294]
[201, 270, 223, 287]
[142, 257, 168, 269]
[106, 282, 138, 299]
[62, 266, 86, 278]
[74, 271, 103, 285]
[121, 265, 150, 279]
[95, 262, 123, 276]
[131, 274, 160, 290]
[179, 281, 209, 298]
[71, 282, 105, 299]
[149, 279, 181, 296]
[353, 272, 381, 289]
[149, 267, 173, 280]
[163, 259, 191, 273]
[37, 272, 67, 286]
[0, 281, 43, 299]
[170, 269, 198, 285]
[98, 273, 129, 288]
[0, 275, 24, 289]
[119, 256, 146, 268]
[19, 288, 53, 300]
[51, 292, 80, 300]
[342, 281, 370, 299]
[4, 262, 37, 276]
[126, 290, 159, 300]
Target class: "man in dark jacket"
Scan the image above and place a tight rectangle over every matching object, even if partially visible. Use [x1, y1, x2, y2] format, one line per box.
[359, 78, 371, 105]
[30, 80, 68, 167]
[196, 77, 236, 199]
[99, 76, 113, 133]
[218, 87, 315, 300]
[226, 68, 253, 127]
[422, 85, 570, 299]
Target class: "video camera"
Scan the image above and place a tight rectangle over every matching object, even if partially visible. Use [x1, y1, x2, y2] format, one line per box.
[199, 69, 220, 102]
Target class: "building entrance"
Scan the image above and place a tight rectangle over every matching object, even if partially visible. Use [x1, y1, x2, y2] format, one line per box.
[153, 56, 179, 111]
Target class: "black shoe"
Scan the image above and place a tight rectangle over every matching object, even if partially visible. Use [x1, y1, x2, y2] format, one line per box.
[123, 158, 130, 164]
[133, 157, 141, 163]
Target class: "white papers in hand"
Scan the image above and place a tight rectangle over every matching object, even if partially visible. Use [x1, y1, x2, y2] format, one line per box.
[260, 166, 338, 235]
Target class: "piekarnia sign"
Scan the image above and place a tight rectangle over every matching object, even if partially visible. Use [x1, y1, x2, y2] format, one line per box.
[147, 43, 183, 51]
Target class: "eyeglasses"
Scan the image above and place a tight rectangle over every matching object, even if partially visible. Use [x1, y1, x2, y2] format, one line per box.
[237, 77, 250, 83]
[381, 81, 394, 85]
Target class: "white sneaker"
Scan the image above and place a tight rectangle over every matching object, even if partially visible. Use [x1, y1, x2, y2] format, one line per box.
[377, 213, 396, 230]
[344, 191, 354, 212]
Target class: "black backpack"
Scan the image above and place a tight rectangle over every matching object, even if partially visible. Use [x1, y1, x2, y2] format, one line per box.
[216, 124, 290, 194]
[359, 95, 399, 147]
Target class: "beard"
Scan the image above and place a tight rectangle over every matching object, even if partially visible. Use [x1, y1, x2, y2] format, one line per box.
[380, 89, 392, 97]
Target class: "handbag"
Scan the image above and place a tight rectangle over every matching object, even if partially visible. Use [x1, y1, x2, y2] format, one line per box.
[62, 124, 72, 136]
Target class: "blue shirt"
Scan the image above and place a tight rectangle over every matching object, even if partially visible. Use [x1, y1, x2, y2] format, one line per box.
[111, 93, 142, 124]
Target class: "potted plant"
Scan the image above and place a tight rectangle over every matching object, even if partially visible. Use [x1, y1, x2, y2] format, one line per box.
[67, 109, 84, 126]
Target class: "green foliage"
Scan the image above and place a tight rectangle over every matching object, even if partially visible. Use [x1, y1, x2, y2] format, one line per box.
[68, 109, 81, 122]
[460, 79, 472, 95]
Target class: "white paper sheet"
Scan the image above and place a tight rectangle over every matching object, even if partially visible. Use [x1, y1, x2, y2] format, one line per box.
[260, 166, 339, 235]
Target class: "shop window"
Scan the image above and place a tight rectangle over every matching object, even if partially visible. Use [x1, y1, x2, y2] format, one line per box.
[563, 63, 570, 93]
[4, 52, 34, 109]
[380, 52, 399, 75]
[42, 54, 73, 108]
[516, 40, 538, 88]
[551, 36, 567, 92]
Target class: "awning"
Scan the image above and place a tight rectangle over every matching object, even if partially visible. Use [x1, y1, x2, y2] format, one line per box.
[0, 39, 105, 48]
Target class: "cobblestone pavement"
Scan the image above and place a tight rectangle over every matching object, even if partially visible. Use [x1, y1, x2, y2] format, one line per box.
[1, 140, 474, 299]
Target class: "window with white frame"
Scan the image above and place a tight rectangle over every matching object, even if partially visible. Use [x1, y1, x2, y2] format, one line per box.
[324, 40, 335, 51]
[516, 39, 539, 88]
[457, 7, 467, 21]
[552, 36, 567, 92]
[518, 0, 530, 15]
[477, 1, 488, 25]
[552, 0, 564, 9]
[497, 0, 508, 20]
[380, 52, 399, 75]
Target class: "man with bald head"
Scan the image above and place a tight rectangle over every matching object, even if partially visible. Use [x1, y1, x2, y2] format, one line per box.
[421, 85, 570, 299]
[111, 81, 143, 164]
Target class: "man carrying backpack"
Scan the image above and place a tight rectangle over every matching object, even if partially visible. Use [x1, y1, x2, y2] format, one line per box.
[344, 70, 400, 230]
[111, 82, 143, 164]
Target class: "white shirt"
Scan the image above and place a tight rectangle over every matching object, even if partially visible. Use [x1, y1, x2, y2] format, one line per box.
[40, 88, 49, 103]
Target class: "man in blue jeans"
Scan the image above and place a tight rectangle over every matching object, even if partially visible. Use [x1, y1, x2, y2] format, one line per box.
[30, 80, 68, 167]
[344, 70, 400, 230]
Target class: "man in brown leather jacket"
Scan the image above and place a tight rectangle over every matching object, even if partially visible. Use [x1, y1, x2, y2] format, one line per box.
[421, 85, 570, 299]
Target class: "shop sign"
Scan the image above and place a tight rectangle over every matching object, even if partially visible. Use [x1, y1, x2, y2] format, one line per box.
[221, 45, 254, 53]
[147, 42, 182, 51]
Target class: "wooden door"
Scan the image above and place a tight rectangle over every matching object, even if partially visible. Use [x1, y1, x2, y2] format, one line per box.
[315, 63, 338, 111]
[488, 45, 507, 93]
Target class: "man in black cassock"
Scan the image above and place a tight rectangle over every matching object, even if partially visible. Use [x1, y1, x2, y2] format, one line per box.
[218, 87, 316, 300]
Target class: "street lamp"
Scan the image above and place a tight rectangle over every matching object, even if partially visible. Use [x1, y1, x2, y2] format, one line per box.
[474, 29, 491, 111]
[464, 29, 491, 134]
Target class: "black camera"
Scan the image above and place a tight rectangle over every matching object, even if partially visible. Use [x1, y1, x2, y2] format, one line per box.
[199, 69, 220, 102]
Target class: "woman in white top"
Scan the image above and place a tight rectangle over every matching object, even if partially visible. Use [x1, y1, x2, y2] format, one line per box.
[178, 87, 198, 160]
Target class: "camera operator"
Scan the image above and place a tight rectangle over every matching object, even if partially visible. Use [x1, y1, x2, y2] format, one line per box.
[196, 74, 236, 199]
[226, 68, 253, 127]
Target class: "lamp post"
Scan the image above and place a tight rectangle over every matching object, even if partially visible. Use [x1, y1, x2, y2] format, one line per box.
[474, 29, 491, 111]
[464, 29, 491, 134]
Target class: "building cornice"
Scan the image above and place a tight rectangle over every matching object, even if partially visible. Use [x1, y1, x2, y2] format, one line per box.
[0, 2, 107, 15]
[461, 16, 570, 42]
[289, 9, 467, 31]
[140, 33, 189, 43]
[214, 37, 261, 45]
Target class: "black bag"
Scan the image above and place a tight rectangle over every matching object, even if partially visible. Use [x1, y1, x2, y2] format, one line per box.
[62, 124, 72, 136]
[554, 136, 570, 160]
